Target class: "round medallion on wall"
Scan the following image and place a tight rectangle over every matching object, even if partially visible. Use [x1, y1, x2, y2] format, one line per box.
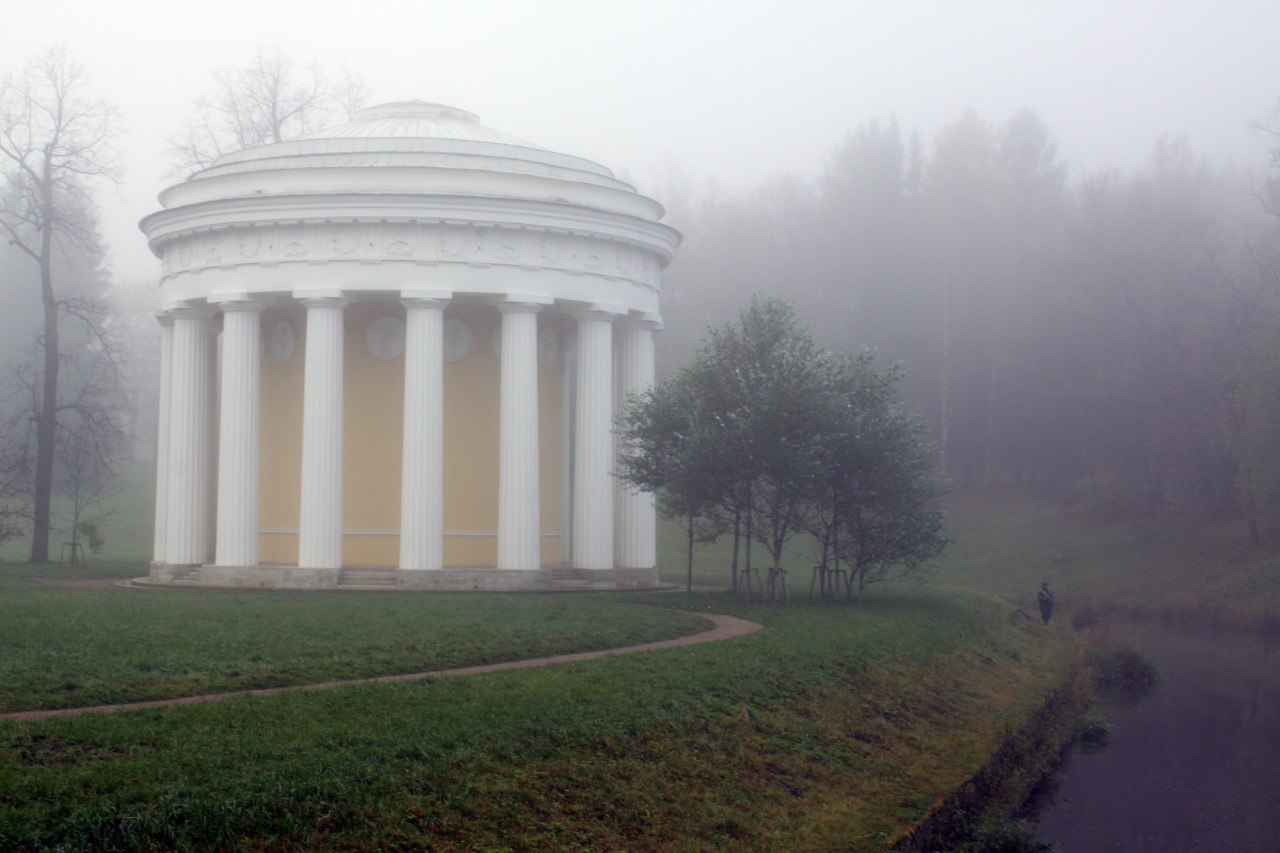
[538, 327, 559, 369]
[269, 320, 298, 364]
[443, 317, 474, 362]
[365, 315, 406, 360]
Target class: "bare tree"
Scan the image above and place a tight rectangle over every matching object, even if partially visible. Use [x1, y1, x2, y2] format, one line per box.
[52, 349, 127, 562]
[0, 432, 29, 546]
[0, 47, 121, 563]
[169, 45, 368, 174]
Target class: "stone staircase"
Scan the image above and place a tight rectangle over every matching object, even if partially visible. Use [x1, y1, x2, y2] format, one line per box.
[337, 568, 398, 589]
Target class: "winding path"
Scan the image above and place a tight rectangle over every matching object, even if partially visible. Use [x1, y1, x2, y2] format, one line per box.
[0, 611, 763, 723]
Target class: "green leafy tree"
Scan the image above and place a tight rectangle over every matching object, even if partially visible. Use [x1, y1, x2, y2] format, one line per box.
[616, 359, 728, 591]
[803, 352, 947, 600]
[619, 297, 830, 589]
[619, 297, 947, 599]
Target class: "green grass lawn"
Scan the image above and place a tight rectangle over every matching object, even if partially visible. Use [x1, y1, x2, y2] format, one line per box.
[2, 469, 1273, 848]
[0, 580, 708, 714]
[0, 588, 1073, 851]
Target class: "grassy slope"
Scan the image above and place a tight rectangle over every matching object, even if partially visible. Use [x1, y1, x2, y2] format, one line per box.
[933, 491, 1280, 626]
[659, 492, 1280, 626]
[0, 590, 1072, 851]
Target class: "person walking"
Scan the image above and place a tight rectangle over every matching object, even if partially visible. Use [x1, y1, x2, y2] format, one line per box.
[1037, 582, 1054, 625]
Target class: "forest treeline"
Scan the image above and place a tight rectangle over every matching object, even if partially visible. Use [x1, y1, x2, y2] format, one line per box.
[654, 108, 1280, 538]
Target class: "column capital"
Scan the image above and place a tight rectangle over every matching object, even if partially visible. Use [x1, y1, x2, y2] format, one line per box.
[496, 300, 546, 315]
[214, 299, 268, 315]
[492, 293, 553, 314]
[155, 311, 175, 328]
[572, 303, 625, 323]
[298, 296, 350, 310]
[619, 312, 664, 332]
[209, 291, 270, 310]
[401, 287, 453, 306]
[168, 304, 215, 321]
[294, 288, 349, 308]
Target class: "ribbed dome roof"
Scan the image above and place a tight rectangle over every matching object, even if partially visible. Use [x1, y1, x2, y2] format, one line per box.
[301, 101, 541, 147]
[189, 100, 618, 184]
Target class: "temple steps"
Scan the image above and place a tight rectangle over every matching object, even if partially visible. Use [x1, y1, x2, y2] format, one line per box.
[337, 568, 398, 588]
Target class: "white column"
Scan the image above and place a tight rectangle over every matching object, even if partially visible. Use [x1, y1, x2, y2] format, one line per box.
[497, 301, 544, 570]
[561, 333, 576, 564]
[213, 300, 265, 566]
[165, 306, 214, 565]
[615, 316, 660, 568]
[399, 292, 449, 570]
[573, 308, 618, 569]
[152, 313, 174, 564]
[298, 295, 348, 569]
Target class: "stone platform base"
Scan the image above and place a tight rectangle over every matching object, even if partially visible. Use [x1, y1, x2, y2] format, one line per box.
[137, 562, 664, 592]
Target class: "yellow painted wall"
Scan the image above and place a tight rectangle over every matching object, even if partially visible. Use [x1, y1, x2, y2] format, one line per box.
[342, 301, 406, 566]
[254, 301, 565, 568]
[258, 304, 305, 563]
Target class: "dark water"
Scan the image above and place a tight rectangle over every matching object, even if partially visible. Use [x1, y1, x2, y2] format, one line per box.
[1035, 622, 1280, 851]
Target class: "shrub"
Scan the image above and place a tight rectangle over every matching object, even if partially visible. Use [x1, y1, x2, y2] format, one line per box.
[1085, 643, 1158, 701]
[964, 819, 1058, 853]
[1073, 712, 1112, 754]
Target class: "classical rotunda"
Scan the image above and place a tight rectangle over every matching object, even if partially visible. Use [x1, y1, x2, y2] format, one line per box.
[140, 101, 680, 590]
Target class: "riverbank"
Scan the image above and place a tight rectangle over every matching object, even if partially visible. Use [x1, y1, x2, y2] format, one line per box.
[892, 661, 1091, 851]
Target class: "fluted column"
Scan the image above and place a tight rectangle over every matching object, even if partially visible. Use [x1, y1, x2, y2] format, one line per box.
[399, 292, 449, 570]
[615, 316, 660, 568]
[213, 299, 265, 566]
[497, 300, 544, 570]
[165, 306, 214, 565]
[298, 295, 348, 569]
[573, 308, 618, 569]
[152, 313, 174, 564]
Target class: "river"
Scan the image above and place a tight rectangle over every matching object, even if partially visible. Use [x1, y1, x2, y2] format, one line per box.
[1034, 621, 1280, 851]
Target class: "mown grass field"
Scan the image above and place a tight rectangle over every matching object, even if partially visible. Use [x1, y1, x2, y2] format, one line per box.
[0, 584, 708, 714]
[0, 587, 1071, 850]
[3, 468, 1273, 848]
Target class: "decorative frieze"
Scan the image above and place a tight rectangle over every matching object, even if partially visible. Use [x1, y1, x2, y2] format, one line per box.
[158, 221, 662, 291]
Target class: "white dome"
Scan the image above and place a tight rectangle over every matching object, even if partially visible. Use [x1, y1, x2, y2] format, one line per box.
[302, 101, 536, 145]
[182, 100, 621, 189]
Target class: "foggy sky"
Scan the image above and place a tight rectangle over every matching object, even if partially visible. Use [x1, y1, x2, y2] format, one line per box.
[4, 0, 1279, 285]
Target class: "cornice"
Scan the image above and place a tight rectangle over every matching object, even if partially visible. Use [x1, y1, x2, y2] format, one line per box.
[153, 218, 669, 294]
[141, 192, 679, 255]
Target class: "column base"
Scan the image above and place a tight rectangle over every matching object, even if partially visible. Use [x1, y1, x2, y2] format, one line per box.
[133, 564, 664, 592]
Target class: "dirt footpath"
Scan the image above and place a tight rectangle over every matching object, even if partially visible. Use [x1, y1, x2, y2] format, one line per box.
[32, 577, 124, 588]
[0, 611, 763, 723]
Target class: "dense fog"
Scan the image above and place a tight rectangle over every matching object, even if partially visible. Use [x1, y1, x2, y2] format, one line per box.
[654, 110, 1280, 532]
